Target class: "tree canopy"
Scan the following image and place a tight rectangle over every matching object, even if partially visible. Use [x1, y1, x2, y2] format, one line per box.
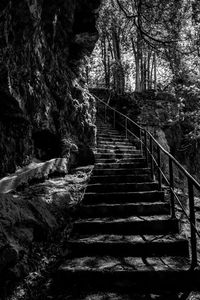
[88, 0, 200, 96]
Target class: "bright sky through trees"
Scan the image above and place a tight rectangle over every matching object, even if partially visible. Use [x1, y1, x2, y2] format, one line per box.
[88, 0, 200, 94]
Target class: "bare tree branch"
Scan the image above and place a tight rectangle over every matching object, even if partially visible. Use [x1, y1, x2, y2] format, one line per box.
[115, 0, 137, 19]
[116, 0, 176, 45]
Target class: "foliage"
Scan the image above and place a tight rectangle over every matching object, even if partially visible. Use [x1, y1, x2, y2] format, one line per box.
[88, 0, 200, 99]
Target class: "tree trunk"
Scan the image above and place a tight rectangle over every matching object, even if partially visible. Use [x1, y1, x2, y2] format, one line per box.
[140, 51, 144, 92]
[144, 54, 147, 91]
[112, 26, 124, 94]
[153, 52, 157, 91]
[147, 50, 152, 89]
[131, 37, 140, 92]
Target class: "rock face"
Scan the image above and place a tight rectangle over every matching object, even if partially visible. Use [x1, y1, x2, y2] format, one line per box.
[0, 0, 101, 178]
[0, 162, 93, 293]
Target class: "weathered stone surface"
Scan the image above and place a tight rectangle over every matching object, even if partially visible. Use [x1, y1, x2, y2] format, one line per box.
[0, 165, 93, 288]
[54, 291, 187, 300]
[59, 256, 190, 272]
[0, 158, 68, 193]
[0, 0, 101, 178]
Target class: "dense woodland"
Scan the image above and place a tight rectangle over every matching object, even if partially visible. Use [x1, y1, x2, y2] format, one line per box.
[89, 0, 200, 91]
[88, 0, 200, 137]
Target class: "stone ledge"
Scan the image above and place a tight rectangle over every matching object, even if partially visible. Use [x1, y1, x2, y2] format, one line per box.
[0, 158, 69, 194]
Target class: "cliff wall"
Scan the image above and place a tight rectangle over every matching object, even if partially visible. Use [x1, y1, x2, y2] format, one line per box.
[0, 0, 101, 177]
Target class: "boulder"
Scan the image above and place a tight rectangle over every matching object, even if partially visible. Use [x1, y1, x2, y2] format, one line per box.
[0, 164, 92, 287]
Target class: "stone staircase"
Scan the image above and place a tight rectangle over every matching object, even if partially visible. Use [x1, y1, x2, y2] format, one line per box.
[54, 119, 199, 297]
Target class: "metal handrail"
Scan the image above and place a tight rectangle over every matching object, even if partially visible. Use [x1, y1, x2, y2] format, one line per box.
[95, 94, 200, 191]
[92, 92, 200, 269]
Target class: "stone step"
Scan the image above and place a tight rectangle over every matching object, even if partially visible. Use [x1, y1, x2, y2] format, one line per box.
[54, 120, 197, 296]
[90, 174, 152, 183]
[55, 291, 188, 300]
[93, 168, 151, 176]
[98, 137, 130, 142]
[55, 256, 197, 292]
[86, 182, 159, 193]
[67, 234, 189, 257]
[83, 191, 164, 205]
[97, 133, 128, 137]
[76, 202, 170, 218]
[95, 158, 146, 163]
[72, 216, 179, 235]
[96, 123, 112, 126]
[96, 145, 137, 150]
[95, 161, 147, 169]
[98, 141, 136, 146]
[96, 126, 117, 129]
[95, 154, 144, 159]
[98, 138, 135, 143]
[97, 130, 121, 133]
[97, 133, 136, 138]
[95, 153, 143, 159]
[98, 133, 127, 138]
[95, 148, 139, 154]
[96, 124, 116, 128]
[97, 127, 122, 136]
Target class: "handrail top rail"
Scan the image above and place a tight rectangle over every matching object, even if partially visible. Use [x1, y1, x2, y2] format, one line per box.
[92, 93, 144, 130]
[92, 92, 200, 191]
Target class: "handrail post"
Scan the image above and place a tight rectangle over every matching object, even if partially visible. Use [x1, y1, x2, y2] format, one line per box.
[169, 157, 175, 218]
[125, 118, 128, 139]
[150, 137, 154, 180]
[113, 110, 116, 128]
[157, 145, 162, 190]
[140, 129, 142, 152]
[96, 103, 99, 116]
[144, 131, 148, 164]
[188, 178, 197, 269]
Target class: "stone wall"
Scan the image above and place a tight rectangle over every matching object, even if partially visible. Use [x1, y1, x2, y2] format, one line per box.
[0, 0, 101, 178]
